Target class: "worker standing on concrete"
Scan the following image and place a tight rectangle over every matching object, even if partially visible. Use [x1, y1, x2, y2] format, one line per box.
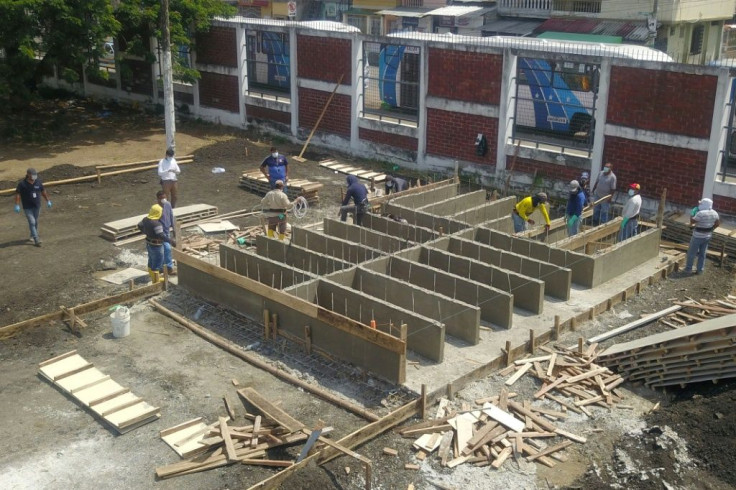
[619, 183, 642, 242]
[385, 175, 408, 195]
[512, 192, 551, 233]
[685, 198, 720, 275]
[566, 180, 586, 236]
[340, 175, 370, 226]
[261, 180, 293, 240]
[14, 167, 52, 247]
[579, 171, 591, 205]
[158, 147, 181, 208]
[260, 146, 289, 190]
[138, 204, 176, 283]
[156, 190, 177, 275]
[591, 162, 616, 225]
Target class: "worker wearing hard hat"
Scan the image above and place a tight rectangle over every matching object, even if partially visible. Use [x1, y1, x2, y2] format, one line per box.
[619, 183, 642, 242]
[512, 192, 551, 233]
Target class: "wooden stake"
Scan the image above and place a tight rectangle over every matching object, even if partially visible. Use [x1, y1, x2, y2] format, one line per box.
[554, 315, 561, 340]
[271, 313, 279, 339]
[420, 384, 427, 421]
[304, 325, 312, 355]
[529, 329, 535, 354]
[578, 337, 584, 355]
[505, 340, 512, 366]
[263, 309, 270, 340]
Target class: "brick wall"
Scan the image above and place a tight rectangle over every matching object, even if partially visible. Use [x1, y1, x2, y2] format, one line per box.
[426, 109, 497, 165]
[196, 27, 238, 67]
[246, 104, 291, 125]
[298, 87, 351, 137]
[428, 49, 502, 105]
[603, 136, 707, 205]
[198, 72, 239, 112]
[359, 128, 418, 152]
[713, 195, 736, 215]
[297, 35, 351, 84]
[607, 66, 716, 139]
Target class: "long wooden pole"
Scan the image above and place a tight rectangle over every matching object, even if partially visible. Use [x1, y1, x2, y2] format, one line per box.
[295, 74, 345, 160]
[149, 299, 380, 422]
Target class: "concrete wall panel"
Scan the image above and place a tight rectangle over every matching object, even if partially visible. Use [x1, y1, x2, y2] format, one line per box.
[389, 184, 458, 209]
[291, 227, 383, 263]
[590, 227, 661, 287]
[362, 214, 438, 243]
[255, 236, 352, 275]
[451, 196, 516, 225]
[220, 243, 313, 288]
[384, 203, 470, 235]
[323, 218, 408, 253]
[417, 190, 487, 215]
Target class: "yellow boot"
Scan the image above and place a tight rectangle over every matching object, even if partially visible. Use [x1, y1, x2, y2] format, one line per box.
[147, 268, 157, 283]
[267, 229, 275, 238]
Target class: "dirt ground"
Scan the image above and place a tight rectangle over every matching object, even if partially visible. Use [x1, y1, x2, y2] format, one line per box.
[1, 100, 736, 490]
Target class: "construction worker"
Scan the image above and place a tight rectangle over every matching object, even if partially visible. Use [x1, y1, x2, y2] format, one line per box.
[158, 147, 181, 208]
[619, 183, 642, 242]
[685, 197, 720, 275]
[579, 171, 591, 205]
[156, 190, 177, 275]
[14, 167, 52, 247]
[261, 180, 293, 240]
[591, 162, 616, 225]
[137, 204, 176, 282]
[340, 175, 369, 226]
[566, 180, 586, 236]
[260, 146, 289, 190]
[512, 192, 551, 233]
[385, 175, 408, 195]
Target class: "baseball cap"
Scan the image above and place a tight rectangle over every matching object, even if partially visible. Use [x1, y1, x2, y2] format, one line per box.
[275, 179, 284, 187]
[570, 180, 580, 189]
[629, 183, 640, 191]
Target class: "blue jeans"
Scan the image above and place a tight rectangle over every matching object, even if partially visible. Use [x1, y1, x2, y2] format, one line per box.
[512, 212, 527, 233]
[592, 201, 611, 225]
[163, 241, 174, 270]
[147, 243, 164, 272]
[618, 217, 638, 242]
[24, 207, 41, 241]
[686, 235, 711, 273]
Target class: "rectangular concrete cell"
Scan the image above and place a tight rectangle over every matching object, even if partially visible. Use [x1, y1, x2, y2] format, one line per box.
[178, 261, 264, 319]
[389, 184, 458, 209]
[254, 235, 352, 276]
[314, 279, 446, 362]
[291, 226, 383, 263]
[384, 202, 470, 235]
[588, 227, 661, 288]
[416, 190, 487, 215]
[451, 196, 517, 226]
[362, 214, 438, 243]
[443, 236, 571, 300]
[323, 218, 408, 253]
[420, 244, 544, 314]
[361, 256, 513, 329]
[352, 267, 480, 344]
[220, 243, 314, 288]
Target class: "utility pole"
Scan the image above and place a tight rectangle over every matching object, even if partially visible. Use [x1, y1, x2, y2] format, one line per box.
[161, 0, 176, 151]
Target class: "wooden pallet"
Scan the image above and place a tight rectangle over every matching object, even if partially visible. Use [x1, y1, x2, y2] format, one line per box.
[318, 159, 387, 183]
[662, 210, 736, 259]
[238, 170, 321, 204]
[101, 204, 218, 242]
[39, 350, 160, 433]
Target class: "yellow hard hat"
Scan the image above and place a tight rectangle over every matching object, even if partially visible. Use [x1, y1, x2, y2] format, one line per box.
[148, 204, 163, 220]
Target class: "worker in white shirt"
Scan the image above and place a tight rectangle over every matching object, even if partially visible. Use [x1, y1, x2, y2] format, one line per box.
[619, 183, 642, 242]
[158, 147, 181, 208]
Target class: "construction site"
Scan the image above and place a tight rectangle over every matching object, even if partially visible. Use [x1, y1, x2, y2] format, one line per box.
[1, 101, 735, 489]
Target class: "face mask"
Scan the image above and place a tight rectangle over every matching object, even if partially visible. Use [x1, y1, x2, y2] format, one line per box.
[628, 189, 635, 197]
[603, 167, 611, 173]
[160, 198, 167, 204]
[272, 152, 278, 158]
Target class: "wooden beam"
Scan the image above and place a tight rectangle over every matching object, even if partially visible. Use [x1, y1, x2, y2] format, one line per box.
[237, 387, 304, 433]
[588, 305, 682, 344]
[556, 219, 621, 251]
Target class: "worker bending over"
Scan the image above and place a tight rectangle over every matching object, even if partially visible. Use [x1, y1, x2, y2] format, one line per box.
[340, 175, 370, 226]
[512, 192, 551, 233]
[261, 180, 293, 240]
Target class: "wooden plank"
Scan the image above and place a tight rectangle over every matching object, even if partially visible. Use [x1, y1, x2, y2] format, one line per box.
[251, 416, 262, 448]
[527, 440, 572, 461]
[455, 417, 474, 452]
[160, 417, 205, 438]
[565, 367, 609, 384]
[505, 362, 533, 386]
[481, 404, 525, 433]
[589, 306, 683, 344]
[220, 417, 239, 462]
[114, 405, 161, 430]
[237, 387, 304, 433]
[491, 446, 513, 468]
[39, 350, 78, 367]
[554, 428, 587, 444]
[514, 355, 552, 365]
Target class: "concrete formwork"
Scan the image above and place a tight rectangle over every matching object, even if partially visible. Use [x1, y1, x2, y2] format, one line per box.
[361, 214, 438, 243]
[470, 215, 516, 234]
[552, 219, 622, 253]
[416, 190, 487, 216]
[220, 243, 314, 289]
[383, 202, 470, 235]
[361, 256, 513, 329]
[387, 183, 458, 209]
[328, 267, 481, 345]
[439, 236, 572, 300]
[289, 278, 446, 362]
[450, 196, 517, 226]
[323, 218, 412, 254]
[254, 235, 352, 276]
[291, 226, 384, 263]
[408, 245, 545, 314]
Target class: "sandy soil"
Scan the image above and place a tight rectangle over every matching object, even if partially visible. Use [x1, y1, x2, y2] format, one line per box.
[1, 100, 735, 490]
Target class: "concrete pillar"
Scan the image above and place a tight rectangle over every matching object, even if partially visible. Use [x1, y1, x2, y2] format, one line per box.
[416, 41, 430, 168]
[590, 58, 612, 187]
[236, 25, 248, 128]
[289, 27, 299, 137]
[704, 69, 731, 199]
[495, 48, 517, 175]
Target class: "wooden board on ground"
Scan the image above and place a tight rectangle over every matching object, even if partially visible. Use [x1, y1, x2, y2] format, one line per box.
[39, 351, 160, 433]
[160, 418, 212, 458]
[101, 267, 150, 285]
[237, 387, 304, 433]
[101, 204, 218, 241]
[318, 160, 387, 183]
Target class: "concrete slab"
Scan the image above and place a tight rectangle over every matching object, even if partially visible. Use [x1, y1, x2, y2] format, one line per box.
[291, 226, 384, 263]
[254, 235, 352, 275]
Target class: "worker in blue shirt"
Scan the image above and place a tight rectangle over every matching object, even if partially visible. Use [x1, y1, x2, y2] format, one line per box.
[14, 167, 52, 247]
[260, 146, 289, 190]
[339, 175, 369, 226]
[566, 180, 586, 236]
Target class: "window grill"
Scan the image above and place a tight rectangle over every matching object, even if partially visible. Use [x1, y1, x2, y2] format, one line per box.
[245, 30, 290, 98]
[362, 41, 420, 125]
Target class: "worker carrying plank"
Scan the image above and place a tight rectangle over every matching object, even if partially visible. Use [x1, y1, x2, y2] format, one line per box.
[512, 192, 550, 233]
[261, 180, 293, 240]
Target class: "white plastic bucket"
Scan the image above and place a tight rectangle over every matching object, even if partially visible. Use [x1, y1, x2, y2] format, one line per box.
[111, 307, 131, 338]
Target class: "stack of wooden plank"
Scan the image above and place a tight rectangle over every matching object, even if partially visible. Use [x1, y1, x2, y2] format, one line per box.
[39, 351, 160, 434]
[597, 313, 736, 388]
[101, 203, 218, 241]
[238, 170, 322, 204]
[662, 210, 736, 259]
[319, 159, 387, 183]
[657, 297, 736, 330]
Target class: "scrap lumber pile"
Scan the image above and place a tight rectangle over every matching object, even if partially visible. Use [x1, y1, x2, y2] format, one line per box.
[239, 170, 322, 204]
[597, 313, 736, 388]
[662, 210, 736, 260]
[101, 203, 218, 241]
[657, 297, 736, 330]
[319, 159, 387, 183]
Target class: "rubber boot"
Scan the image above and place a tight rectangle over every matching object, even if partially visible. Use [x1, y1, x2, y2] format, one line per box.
[278, 233, 285, 241]
[267, 229, 275, 238]
[148, 268, 157, 283]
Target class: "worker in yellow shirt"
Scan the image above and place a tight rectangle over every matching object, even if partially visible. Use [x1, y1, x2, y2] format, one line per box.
[512, 192, 551, 233]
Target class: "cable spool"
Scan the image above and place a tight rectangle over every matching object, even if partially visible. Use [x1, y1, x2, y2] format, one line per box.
[293, 196, 308, 219]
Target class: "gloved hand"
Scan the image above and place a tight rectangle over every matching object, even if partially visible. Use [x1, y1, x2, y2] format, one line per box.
[567, 215, 579, 227]
[621, 217, 629, 229]
[690, 206, 699, 217]
[47, 201, 52, 209]
[544, 224, 551, 231]
[14, 204, 20, 213]
[278, 213, 286, 220]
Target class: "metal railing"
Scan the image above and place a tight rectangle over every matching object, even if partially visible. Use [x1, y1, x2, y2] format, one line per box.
[552, 0, 602, 14]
